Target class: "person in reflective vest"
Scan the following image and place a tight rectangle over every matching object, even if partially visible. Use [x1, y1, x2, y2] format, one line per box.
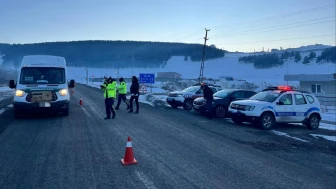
[115, 77, 130, 110]
[100, 76, 117, 119]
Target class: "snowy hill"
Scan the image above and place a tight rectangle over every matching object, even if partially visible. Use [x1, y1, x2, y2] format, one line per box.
[68, 45, 335, 90]
[284, 44, 333, 53]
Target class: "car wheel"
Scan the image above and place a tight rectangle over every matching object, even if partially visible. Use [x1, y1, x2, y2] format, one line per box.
[215, 106, 227, 118]
[306, 114, 320, 130]
[170, 104, 178, 108]
[183, 99, 193, 110]
[259, 112, 275, 130]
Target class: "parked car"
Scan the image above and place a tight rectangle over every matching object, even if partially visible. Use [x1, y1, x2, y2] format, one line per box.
[228, 86, 322, 130]
[166, 84, 222, 110]
[193, 89, 256, 117]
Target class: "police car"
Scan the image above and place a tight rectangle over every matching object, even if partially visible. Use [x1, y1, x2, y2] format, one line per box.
[228, 86, 322, 130]
[166, 84, 222, 110]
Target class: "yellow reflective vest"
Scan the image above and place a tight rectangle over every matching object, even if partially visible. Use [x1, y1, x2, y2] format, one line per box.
[102, 81, 117, 98]
[118, 81, 127, 94]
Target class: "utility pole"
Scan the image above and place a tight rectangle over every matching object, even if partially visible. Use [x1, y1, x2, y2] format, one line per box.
[199, 28, 210, 84]
[85, 67, 88, 85]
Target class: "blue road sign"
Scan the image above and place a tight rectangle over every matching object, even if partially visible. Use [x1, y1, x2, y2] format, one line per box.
[139, 73, 155, 84]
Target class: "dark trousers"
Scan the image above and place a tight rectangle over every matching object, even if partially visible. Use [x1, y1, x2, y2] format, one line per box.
[129, 95, 139, 112]
[206, 99, 213, 112]
[105, 98, 115, 117]
[116, 94, 129, 108]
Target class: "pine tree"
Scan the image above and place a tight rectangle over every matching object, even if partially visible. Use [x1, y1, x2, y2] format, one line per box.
[294, 52, 302, 62]
[303, 56, 310, 64]
[309, 51, 316, 59]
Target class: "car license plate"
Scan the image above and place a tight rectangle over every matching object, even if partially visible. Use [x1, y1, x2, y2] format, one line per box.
[39, 102, 51, 107]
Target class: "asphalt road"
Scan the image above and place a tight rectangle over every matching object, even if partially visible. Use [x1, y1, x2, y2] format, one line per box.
[0, 84, 335, 189]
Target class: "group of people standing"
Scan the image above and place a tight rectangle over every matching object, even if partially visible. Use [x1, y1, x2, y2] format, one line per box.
[100, 76, 140, 119]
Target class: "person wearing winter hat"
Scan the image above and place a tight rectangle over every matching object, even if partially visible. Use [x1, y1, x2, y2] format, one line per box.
[128, 76, 140, 113]
[100, 76, 117, 119]
[115, 77, 130, 110]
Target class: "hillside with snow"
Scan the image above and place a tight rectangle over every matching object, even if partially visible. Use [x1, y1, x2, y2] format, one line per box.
[68, 45, 335, 91]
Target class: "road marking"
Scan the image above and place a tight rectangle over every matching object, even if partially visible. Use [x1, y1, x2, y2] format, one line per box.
[135, 171, 157, 189]
[81, 106, 91, 117]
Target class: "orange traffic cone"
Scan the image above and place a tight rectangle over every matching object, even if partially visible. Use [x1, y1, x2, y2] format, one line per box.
[121, 136, 138, 165]
[79, 97, 83, 105]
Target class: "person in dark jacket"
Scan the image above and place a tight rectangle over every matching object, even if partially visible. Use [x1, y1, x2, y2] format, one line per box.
[128, 76, 140, 113]
[201, 82, 214, 116]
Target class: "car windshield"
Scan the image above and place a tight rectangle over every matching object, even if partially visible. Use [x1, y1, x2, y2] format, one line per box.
[19, 67, 66, 84]
[249, 91, 280, 102]
[213, 90, 232, 98]
[182, 86, 200, 92]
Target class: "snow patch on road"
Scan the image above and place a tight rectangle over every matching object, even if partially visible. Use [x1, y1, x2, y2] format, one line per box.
[319, 123, 336, 131]
[310, 134, 336, 142]
[290, 123, 336, 131]
[272, 130, 309, 142]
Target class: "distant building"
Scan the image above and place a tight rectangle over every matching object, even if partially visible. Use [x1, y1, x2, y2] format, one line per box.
[284, 73, 336, 106]
[157, 72, 182, 79]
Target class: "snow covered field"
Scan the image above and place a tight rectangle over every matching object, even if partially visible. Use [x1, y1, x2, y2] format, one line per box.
[0, 86, 14, 101]
[68, 50, 336, 92]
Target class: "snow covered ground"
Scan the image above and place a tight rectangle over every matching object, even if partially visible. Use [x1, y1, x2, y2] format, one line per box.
[0, 86, 14, 101]
[68, 50, 336, 91]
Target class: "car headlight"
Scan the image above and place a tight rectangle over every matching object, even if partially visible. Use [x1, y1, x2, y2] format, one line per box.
[15, 90, 25, 97]
[58, 89, 68, 96]
[245, 105, 255, 111]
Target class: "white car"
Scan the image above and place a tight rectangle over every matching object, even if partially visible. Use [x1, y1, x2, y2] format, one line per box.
[166, 85, 222, 110]
[228, 86, 322, 130]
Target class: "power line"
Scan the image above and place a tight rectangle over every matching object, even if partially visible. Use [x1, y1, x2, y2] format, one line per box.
[168, 4, 335, 43]
[185, 17, 335, 44]
[209, 16, 335, 38]
[217, 34, 335, 46]
[210, 19, 335, 40]
[211, 4, 335, 30]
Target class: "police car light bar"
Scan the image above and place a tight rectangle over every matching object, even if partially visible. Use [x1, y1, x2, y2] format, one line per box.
[278, 86, 293, 90]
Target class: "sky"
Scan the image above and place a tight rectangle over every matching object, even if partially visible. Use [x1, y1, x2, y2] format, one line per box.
[0, 0, 335, 52]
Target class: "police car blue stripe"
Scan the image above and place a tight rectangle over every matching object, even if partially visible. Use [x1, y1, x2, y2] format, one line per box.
[262, 106, 319, 117]
[304, 107, 320, 116]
